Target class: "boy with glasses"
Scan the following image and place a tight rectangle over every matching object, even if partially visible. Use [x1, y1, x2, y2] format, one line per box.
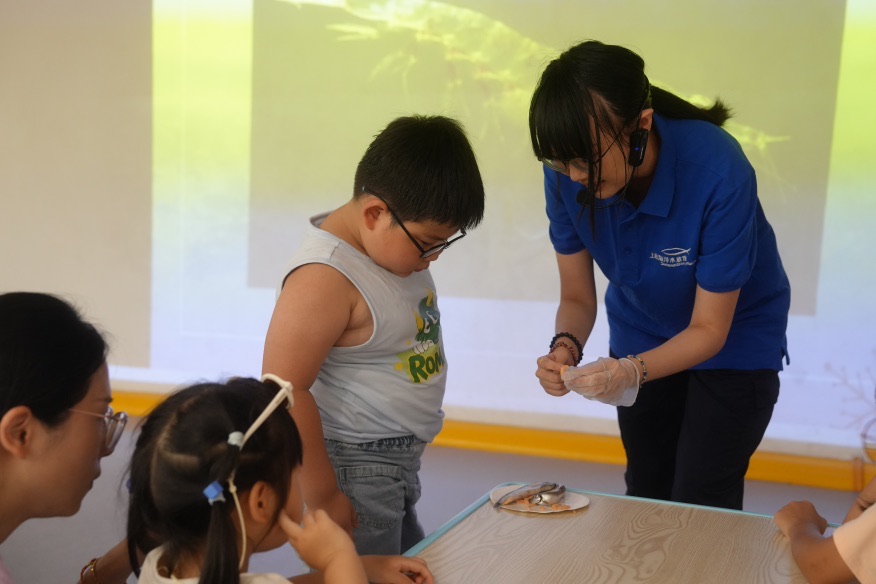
[262, 115, 485, 555]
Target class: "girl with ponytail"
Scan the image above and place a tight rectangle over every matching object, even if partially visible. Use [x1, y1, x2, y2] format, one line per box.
[127, 376, 432, 584]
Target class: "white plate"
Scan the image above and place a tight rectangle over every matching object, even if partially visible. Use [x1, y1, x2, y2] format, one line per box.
[489, 484, 590, 514]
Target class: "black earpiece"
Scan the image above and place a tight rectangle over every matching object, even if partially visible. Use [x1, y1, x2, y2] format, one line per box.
[628, 129, 649, 167]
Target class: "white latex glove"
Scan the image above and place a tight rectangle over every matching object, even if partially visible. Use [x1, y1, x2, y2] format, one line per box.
[561, 356, 640, 407]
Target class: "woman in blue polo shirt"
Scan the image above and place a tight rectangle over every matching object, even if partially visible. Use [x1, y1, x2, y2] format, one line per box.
[530, 40, 790, 510]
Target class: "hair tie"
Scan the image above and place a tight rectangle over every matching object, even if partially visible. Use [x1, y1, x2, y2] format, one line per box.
[227, 431, 244, 448]
[203, 481, 226, 505]
[260, 373, 294, 403]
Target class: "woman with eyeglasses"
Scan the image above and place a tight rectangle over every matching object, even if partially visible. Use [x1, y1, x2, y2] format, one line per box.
[0, 292, 128, 584]
[530, 40, 791, 511]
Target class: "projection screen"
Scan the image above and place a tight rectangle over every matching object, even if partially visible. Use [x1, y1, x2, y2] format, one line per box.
[1, 0, 874, 460]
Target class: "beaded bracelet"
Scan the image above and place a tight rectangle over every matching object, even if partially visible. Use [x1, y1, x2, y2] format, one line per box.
[550, 332, 583, 365]
[550, 340, 578, 364]
[626, 354, 648, 388]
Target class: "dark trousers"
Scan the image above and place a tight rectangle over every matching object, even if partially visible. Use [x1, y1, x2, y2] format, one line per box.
[616, 368, 779, 510]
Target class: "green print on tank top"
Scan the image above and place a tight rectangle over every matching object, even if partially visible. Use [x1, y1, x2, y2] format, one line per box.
[397, 288, 444, 383]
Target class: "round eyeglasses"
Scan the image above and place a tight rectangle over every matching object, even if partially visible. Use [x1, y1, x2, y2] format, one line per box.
[539, 135, 620, 175]
[69, 406, 128, 454]
[364, 188, 466, 259]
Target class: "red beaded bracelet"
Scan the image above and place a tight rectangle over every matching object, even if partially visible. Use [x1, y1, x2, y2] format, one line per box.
[550, 340, 578, 364]
[550, 332, 583, 365]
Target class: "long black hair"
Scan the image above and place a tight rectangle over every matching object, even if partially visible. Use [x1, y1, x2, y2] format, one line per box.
[0, 292, 107, 425]
[126, 378, 303, 584]
[529, 40, 732, 212]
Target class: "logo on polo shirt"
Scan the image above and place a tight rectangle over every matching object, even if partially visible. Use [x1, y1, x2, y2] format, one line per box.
[649, 247, 696, 268]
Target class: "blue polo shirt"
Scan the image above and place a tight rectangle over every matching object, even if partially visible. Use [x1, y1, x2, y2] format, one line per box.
[545, 114, 790, 370]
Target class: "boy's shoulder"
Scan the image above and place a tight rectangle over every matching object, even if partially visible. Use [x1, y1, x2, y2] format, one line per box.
[284, 219, 371, 280]
[279, 216, 374, 304]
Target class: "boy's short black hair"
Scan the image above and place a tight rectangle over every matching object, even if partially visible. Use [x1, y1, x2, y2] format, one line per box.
[353, 115, 485, 230]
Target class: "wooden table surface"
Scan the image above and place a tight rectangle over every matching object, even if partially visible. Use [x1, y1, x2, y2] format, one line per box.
[407, 485, 807, 583]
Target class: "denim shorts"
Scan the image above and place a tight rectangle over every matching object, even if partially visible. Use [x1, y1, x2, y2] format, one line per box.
[325, 435, 427, 555]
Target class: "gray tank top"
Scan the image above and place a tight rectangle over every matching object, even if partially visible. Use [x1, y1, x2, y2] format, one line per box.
[281, 214, 447, 443]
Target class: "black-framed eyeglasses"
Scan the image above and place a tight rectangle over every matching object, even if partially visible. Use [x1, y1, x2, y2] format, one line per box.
[363, 187, 466, 259]
[539, 134, 620, 175]
[69, 406, 128, 454]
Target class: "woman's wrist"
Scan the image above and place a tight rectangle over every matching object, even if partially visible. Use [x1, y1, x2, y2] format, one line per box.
[550, 332, 583, 365]
[79, 540, 138, 584]
[80, 557, 101, 584]
[626, 354, 648, 388]
[550, 341, 577, 365]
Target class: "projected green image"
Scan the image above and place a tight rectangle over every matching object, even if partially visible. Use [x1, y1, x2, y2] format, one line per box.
[245, 0, 844, 314]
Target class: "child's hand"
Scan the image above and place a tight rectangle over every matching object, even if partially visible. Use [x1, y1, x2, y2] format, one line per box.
[774, 500, 828, 538]
[360, 555, 434, 584]
[858, 476, 876, 507]
[535, 353, 571, 397]
[847, 477, 876, 521]
[279, 509, 364, 581]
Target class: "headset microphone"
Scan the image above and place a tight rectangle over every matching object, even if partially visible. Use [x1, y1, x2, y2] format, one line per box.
[628, 129, 649, 167]
[627, 77, 651, 167]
